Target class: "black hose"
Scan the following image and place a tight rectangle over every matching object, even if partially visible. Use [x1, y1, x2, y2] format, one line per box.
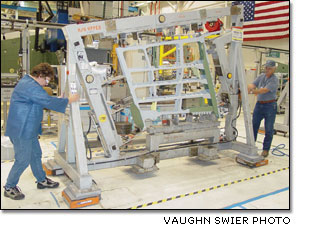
[84, 115, 92, 160]
[231, 100, 242, 141]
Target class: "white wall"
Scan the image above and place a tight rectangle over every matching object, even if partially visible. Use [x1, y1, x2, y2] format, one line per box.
[242, 37, 289, 70]
[245, 38, 289, 50]
[242, 48, 289, 70]
[242, 42, 289, 69]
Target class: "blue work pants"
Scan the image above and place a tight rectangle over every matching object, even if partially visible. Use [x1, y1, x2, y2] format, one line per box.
[5, 136, 46, 188]
[252, 102, 277, 151]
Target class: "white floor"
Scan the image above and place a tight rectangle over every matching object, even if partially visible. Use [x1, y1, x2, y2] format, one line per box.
[1, 112, 289, 209]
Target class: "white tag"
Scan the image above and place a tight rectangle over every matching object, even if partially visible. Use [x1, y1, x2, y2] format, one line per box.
[232, 27, 243, 42]
[70, 82, 77, 93]
[89, 88, 98, 95]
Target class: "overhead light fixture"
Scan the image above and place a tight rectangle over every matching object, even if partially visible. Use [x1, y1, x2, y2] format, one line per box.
[135, 1, 153, 7]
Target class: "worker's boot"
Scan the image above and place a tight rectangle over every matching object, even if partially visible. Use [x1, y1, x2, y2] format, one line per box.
[37, 177, 59, 189]
[4, 186, 25, 200]
[261, 150, 269, 158]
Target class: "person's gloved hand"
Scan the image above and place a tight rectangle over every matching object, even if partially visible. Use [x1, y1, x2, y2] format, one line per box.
[68, 93, 80, 104]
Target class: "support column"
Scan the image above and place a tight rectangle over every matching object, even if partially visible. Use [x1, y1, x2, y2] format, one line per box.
[236, 44, 255, 147]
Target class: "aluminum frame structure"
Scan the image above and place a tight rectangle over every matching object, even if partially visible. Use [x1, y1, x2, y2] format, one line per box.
[46, 5, 265, 207]
[116, 32, 220, 128]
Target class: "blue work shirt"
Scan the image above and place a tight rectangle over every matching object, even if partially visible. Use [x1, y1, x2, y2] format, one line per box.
[253, 73, 279, 101]
[5, 74, 69, 139]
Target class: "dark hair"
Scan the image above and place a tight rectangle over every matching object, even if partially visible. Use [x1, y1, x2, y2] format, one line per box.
[30, 63, 54, 80]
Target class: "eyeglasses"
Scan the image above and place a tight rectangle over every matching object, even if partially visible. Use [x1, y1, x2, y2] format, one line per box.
[40, 76, 51, 84]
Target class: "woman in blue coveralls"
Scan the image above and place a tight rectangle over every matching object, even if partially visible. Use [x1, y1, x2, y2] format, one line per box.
[247, 60, 279, 158]
[3, 63, 80, 200]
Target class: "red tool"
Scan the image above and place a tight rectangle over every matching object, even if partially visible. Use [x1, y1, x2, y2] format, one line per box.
[205, 18, 223, 32]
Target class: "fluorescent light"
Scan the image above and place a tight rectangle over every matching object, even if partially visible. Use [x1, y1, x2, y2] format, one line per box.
[136, 1, 153, 7]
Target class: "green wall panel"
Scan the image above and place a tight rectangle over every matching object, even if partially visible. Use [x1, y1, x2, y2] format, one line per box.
[1, 34, 58, 74]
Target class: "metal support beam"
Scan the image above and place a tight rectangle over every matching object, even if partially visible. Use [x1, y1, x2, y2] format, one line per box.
[1, 18, 65, 29]
[236, 43, 256, 146]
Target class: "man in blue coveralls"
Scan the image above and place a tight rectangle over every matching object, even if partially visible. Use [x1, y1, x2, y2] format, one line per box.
[3, 63, 80, 200]
[248, 60, 279, 158]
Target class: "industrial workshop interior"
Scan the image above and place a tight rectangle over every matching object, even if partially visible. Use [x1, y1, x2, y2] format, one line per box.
[1, 1, 290, 210]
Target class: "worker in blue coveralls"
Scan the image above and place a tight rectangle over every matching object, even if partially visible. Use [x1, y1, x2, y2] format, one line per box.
[248, 60, 279, 158]
[3, 63, 80, 200]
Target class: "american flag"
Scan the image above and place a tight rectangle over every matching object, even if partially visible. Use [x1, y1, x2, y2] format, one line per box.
[232, 1, 290, 41]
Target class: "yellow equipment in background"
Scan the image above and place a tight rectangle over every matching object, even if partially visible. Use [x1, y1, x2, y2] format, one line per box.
[43, 87, 53, 131]
[111, 43, 119, 75]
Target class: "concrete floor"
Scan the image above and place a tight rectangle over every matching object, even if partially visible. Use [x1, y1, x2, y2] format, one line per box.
[1, 112, 289, 209]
